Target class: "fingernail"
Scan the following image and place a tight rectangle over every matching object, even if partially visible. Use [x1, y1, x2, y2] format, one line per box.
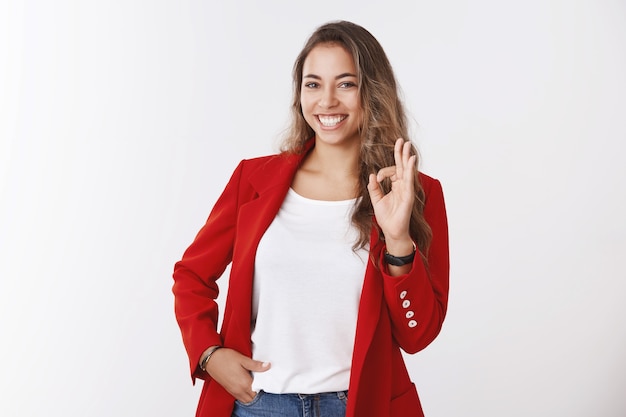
[262, 362, 270, 367]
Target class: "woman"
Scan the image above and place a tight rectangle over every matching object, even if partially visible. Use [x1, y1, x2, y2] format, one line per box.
[173, 20, 449, 417]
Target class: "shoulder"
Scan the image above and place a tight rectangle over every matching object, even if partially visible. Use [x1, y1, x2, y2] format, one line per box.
[227, 151, 303, 193]
[236, 152, 300, 178]
[418, 172, 447, 225]
[240, 152, 288, 167]
[237, 139, 313, 175]
[418, 172, 443, 195]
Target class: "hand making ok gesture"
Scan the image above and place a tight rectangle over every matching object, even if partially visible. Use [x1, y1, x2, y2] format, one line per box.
[367, 138, 416, 270]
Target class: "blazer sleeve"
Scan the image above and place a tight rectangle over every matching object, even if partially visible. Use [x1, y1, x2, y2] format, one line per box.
[172, 160, 245, 382]
[380, 177, 450, 354]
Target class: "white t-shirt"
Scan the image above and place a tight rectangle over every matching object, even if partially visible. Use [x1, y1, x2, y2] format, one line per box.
[251, 188, 368, 394]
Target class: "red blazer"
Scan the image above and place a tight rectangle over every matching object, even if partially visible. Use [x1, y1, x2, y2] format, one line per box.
[173, 143, 449, 417]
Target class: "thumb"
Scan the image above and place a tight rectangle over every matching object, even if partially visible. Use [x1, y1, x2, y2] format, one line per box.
[242, 357, 271, 373]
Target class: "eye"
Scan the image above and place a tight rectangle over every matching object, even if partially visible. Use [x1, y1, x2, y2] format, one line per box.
[339, 81, 357, 88]
[304, 82, 319, 88]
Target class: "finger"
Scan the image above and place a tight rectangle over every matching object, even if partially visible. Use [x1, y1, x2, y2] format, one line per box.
[402, 140, 412, 171]
[376, 166, 397, 182]
[404, 153, 416, 181]
[394, 138, 404, 177]
[239, 390, 257, 404]
[242, 357, 271, 373]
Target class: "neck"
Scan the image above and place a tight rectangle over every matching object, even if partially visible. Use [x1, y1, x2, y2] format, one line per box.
[306, 139, 360, 180]
[292, 138, 361, 201]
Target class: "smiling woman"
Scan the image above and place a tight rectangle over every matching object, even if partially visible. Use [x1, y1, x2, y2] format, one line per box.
[293, 43, 364, 202]
[172, 20, 449, 417]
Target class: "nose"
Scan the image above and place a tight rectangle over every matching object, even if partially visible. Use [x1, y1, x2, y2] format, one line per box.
[318, 86, 337, 109]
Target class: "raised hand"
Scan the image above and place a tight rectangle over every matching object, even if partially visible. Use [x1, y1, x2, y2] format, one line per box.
[367, 138, 416, 258]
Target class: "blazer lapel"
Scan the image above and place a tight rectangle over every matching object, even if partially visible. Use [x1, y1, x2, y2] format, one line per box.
[237, 140, 315, 256]
[236, 143, 314, 263]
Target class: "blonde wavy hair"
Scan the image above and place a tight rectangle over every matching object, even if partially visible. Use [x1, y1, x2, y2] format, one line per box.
[281, 20, 432, 260]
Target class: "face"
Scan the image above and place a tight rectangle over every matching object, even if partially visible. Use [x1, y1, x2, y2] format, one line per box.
[300, 43, 363, 148]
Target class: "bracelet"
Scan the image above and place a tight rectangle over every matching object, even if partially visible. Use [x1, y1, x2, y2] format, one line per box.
[384, 242, 417, 266]
[200, 346, 222, 372]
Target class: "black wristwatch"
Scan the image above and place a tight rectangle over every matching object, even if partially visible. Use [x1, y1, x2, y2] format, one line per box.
[384, 243, 416, 266]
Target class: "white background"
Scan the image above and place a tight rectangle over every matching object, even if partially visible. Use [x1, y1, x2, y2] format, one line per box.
[1, 0, 625, 416]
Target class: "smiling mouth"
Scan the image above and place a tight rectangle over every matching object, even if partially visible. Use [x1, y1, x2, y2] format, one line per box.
[317, 115, 347, 127]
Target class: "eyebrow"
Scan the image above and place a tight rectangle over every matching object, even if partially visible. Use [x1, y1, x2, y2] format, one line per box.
[303, 72, 357, 80]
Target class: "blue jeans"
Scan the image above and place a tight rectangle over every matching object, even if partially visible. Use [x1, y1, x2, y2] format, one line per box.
[232, 390, 348, 417]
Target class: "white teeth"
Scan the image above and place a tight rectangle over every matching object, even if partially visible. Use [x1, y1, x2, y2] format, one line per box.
[318, 115, 346, 127]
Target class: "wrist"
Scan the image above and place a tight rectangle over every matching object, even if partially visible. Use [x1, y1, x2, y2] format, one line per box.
[384, 239, 416, 267]
[199, 345, 222, 372]
[384, 237, 415, 258]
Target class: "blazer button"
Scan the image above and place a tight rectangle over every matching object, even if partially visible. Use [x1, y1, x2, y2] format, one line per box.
[402, 300, 411, 309]
[400, 290, 407, 299]
[406, 311, 414, 319]
[408, 320, 418, 328]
